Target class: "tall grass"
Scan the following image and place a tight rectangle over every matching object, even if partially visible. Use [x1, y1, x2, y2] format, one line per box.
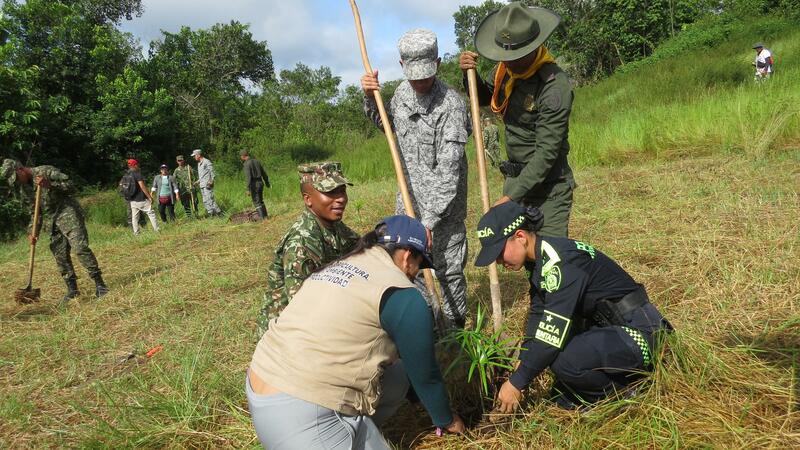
[569, 16, 800, 167]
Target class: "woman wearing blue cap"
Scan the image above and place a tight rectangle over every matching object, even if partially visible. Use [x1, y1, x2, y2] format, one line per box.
[247, 215, 464, 449]
[474, 201, 672, 411]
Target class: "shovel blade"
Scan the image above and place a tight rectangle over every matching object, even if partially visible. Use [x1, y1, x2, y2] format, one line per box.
[14, 288, 41, 305]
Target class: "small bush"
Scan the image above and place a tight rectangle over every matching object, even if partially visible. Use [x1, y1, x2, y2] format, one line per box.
[0, 196, 29, 241]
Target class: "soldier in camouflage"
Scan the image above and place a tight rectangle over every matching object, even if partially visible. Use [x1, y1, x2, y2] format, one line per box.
[256, 161, 360, 337]
[1, 159, 108, 304]
[173, 155, 198, 217]
[192, 149, 222, 217]
[361, 28, 470, 328]
[482, 115, 501, 168]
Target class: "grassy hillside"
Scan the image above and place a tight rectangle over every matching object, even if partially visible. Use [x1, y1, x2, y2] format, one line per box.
[1, 15, 798, 449]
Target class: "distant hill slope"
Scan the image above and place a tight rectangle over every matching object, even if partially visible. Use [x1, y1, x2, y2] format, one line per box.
[568, 15, 799, 166]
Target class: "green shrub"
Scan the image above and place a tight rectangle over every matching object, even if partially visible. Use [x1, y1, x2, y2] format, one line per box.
[0, 196, 29, 241]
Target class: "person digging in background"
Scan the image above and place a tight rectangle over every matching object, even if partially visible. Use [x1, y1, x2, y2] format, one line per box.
[150, 164, 180, 223]
[361, 28, 470, 329]
[247, 215, 465, 449]
[1, 159, 108, 304]
[256, 161, 360, 337]
[474, 201, 672, 411]
[173, 155, 197, 217]
[240, 149, 270, 220]
[125, 159, 160, 235]
[460, 2, 576, 237]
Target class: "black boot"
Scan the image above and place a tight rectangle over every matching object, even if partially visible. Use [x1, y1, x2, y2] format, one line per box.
[257, 205, 268, 220]
[92, 274, 109, 298]
[60, 277, 79, 306]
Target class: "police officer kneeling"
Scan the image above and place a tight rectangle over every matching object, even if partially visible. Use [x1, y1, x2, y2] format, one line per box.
[475, 202, 672, 410]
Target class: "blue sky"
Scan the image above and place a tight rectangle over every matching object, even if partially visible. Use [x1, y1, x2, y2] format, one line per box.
[120, 0, 487, 87]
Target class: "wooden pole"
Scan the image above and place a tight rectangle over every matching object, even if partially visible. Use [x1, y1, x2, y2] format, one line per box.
[187, 165, 197, 217]
[348, 0, 444, 314]
[467, 69, 504, 334]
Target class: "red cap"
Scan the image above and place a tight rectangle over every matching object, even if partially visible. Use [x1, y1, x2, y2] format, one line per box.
[127, 159, 139, 166]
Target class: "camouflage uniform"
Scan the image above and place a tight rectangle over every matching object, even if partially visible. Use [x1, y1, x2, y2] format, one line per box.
[256, 162, 360, 337]
[173, 158, 198, 217]
[196, 154, 222, 216]
[482, 121, 501, 168]
[364, 29, 470, 327]
[1, 160, 106, 299]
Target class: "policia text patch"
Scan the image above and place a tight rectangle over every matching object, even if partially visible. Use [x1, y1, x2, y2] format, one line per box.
[534, 310, 571, 348]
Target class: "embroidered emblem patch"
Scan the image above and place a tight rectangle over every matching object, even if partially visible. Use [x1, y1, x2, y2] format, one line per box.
[575, 241, 596, 259]
[541, 265, 562, 293]
[523, 94, 536, 112]
[534, 310, 571, 348]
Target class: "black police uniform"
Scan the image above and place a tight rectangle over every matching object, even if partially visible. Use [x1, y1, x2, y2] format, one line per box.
[510, 236, 671, 403]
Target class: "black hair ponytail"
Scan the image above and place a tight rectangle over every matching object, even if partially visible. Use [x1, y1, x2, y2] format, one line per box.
[520, 206, 544, 233]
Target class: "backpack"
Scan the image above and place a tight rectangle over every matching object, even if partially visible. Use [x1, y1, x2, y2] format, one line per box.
[118, 171, 137, 200]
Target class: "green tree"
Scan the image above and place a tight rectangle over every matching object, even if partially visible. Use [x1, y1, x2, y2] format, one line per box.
[145, 22, 274, 154]
[92, 67, 176, 171]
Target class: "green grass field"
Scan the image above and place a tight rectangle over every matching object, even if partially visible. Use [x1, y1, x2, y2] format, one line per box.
[1, 14, 799, 449]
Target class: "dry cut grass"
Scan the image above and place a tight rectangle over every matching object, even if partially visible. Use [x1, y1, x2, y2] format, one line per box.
[0, 150, 798, 449]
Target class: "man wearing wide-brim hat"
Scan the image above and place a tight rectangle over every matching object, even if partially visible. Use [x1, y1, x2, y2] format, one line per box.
[460, 2, 575, 238]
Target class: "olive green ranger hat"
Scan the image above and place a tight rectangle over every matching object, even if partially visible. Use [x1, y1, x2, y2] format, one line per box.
[474, 2, 561, 62]
[298, 161, 353, 193]
[1, 158, 21, 186]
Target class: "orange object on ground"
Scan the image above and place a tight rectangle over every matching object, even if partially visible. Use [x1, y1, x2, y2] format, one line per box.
[145, 345, 163, 358]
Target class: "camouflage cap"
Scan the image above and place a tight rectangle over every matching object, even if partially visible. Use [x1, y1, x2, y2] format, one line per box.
[398, 29, 438, 81]
[176, 155, 184, 161]
[298, 161, 353, 193]
[1, 158, 21, 186]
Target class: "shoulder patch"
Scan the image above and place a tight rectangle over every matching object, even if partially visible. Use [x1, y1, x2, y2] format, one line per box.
[534, 309, 571, 348]
[543, 91, 562, 111]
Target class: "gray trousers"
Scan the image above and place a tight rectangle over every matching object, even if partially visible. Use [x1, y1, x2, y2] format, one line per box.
[200, 187, 221, 215]
[246, 361, 409, 450]
[413, 220, 468, 328]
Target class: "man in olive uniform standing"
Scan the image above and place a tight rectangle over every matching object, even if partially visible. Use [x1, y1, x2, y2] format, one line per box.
[173, 155, 197, 217]
[1, 159, 108, 304]
[361, 28, 470, 328]
[240, 149, 270, 220]
[256, 162, 360, 337]
[460, 2, 575, 237]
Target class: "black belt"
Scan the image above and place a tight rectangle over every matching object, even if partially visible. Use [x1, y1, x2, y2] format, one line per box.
[613, 285, 649, 317]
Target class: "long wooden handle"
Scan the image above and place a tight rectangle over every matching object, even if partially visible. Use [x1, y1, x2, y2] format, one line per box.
[349, 0, 443, 311]
[187, 166, 196, 215]
[26, 183, 42, 287]
[467, 69, 504, 334]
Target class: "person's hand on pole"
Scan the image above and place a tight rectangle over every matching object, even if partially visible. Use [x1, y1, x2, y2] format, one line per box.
[496, 380, 523, 413]
[361, 70, 380, 96]
[459, 51, 479, 73]
[34, 175, 50, 189]
[28, 234, 37, 245]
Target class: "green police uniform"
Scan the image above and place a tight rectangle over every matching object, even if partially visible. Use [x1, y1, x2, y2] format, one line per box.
[256, 162, 359, 337]
[467, 3, 575, 237]
[479, 64, 574, 237]
[1, 159, 107, 301]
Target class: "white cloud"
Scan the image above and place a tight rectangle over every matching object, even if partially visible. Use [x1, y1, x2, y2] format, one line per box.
[121, 0, 489, 86]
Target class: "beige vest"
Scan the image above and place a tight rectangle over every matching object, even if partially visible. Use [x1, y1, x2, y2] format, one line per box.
[250, 247, 416, 415]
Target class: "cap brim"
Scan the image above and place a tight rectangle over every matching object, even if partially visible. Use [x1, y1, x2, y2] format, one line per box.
[474, 239, 506, 267]
[402, 60, 437, 80]
[474, 7, 561, 62]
